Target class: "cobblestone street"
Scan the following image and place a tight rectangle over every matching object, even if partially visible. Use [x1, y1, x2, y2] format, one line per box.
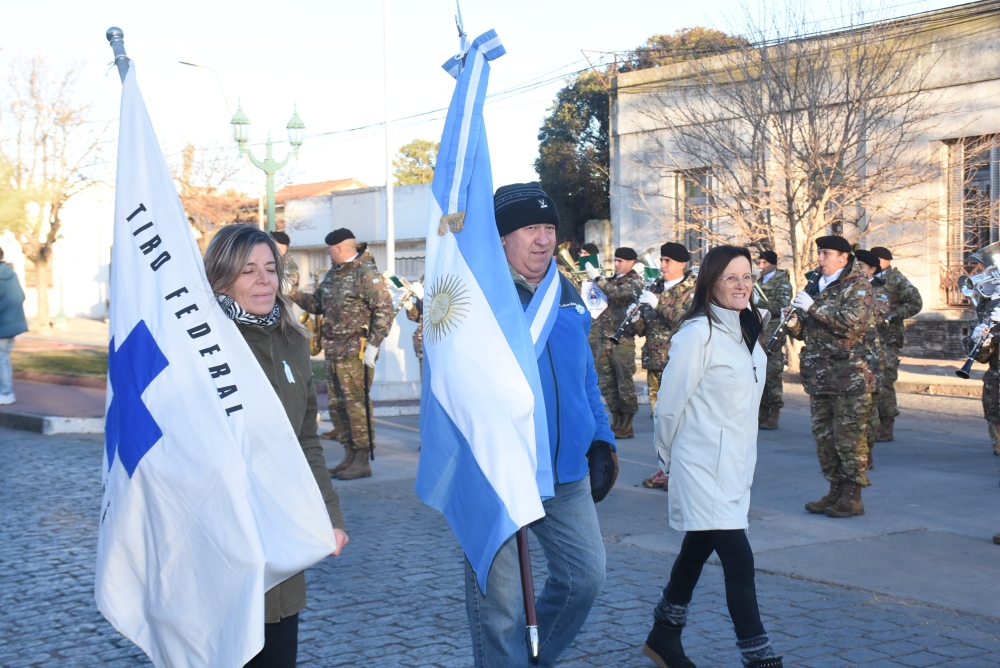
[1, 386, 999, 667]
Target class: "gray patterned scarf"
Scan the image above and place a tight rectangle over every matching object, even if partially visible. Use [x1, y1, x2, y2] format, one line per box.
[215, 294, 280, 327]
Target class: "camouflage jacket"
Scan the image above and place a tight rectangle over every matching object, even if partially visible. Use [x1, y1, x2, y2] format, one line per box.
[788, 259, 878, 395]
[863, 278, 891, 379]
[590, 270, 645, 341]
[871, 266, 922, 348]
[757, 269, 793, 347]
[282, 252, 300, 291]
[638, 271, 696, 370]
[290, 243, 394, 360]
[405, 296, 423, 356]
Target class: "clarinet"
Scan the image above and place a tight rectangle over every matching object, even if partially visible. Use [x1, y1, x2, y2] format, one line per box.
[956, 323, 996, 379]
[609, 276, 663, 344]
[764, 271, 821, 353]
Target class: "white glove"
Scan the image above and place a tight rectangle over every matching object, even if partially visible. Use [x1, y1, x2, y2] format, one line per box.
[792, 290, 814, 311]
[363, 343, 379, 368]
[973, 323, 990, 339]
[639, 290, 658, 308]
[752, 290, 761, 304]
[410, 281, 424, 300]
[991, 305, 1000, 322]
[585, 264, 601, 281]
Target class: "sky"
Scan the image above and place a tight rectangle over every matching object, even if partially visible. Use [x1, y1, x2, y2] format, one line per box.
[0, 0, 969, 196]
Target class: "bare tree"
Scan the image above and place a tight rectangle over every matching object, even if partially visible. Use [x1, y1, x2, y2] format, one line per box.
[0, 55, 110, 324]
[173, 143, 253, 253]
[627, 1, 940, 286]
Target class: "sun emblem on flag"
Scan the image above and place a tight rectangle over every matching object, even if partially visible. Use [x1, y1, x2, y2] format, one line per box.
[425, 274, 471, 344]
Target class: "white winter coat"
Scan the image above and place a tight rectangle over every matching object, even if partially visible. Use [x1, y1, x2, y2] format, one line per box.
[654, 307, 768, 532]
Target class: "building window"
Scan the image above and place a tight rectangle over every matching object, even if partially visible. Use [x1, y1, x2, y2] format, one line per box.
[943, 135, 1000, 307]
[680, 168, 713, 262]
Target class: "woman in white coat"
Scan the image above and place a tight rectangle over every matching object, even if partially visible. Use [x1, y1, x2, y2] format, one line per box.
[642, 246, 782, 668]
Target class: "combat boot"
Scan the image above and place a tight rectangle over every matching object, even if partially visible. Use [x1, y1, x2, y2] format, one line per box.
[993, 532, 1000, 545]
[825, 482, 864, 518]
[328, 444, 354, 476]
[337, 448, 372, 480]
[320, 429, 338, 440]
[642, 620, 697, 668]
[748, 659, 784, 668]
[875, 418, 894, 442]
[989, 423, 1000, 456]
[758, 405, 769, 424]
[759, 408, 779, 430]
[805, 480, 842, 514]
[608, 411, 622, 432]
[613, 412, 635, 439]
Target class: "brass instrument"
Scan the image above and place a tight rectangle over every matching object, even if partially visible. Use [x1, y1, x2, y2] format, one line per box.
[556, 241, 612, 277]
[956, 241, 1000, 378]
[298, 267, 327, 356]
[752, 282, 769, 306]
[387, 273, 418, 318]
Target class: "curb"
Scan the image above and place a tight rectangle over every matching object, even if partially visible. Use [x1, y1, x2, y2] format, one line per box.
[782, 372, 980, 399]
[0, 411, 105, 435]
[13, 371, 106, 389]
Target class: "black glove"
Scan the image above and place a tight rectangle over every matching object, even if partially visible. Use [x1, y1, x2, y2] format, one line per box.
[586, 440, 619, 503]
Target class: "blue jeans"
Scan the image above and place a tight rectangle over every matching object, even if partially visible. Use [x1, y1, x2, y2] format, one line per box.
[465, 477, 607, 668]
[0, 337, 14, 396]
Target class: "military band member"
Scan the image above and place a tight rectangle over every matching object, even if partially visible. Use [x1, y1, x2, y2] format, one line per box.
[869, 246, 922, 442]
[291, 228, 394, 480]
[585, 247, 645, 438]
[270, 231, 299, 292]
[963, 309, 1000, 546]
[855, 249, 892, 468]
[636, 242, 696, 490]
[755, 250, 793, 430]
[787, 236, 878, 518]
[403, 279, 425, 374]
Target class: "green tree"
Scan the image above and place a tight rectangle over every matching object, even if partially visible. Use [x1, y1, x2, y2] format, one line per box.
[393, 139, 439, 186]
[536, 28, 745, 243]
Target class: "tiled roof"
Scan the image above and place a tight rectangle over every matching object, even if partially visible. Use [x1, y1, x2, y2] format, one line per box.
[274, 178, 367, 203]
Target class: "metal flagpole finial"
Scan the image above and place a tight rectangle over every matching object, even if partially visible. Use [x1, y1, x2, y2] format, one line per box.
[106, 27, 130, 83]
[454, 0, 470, 60]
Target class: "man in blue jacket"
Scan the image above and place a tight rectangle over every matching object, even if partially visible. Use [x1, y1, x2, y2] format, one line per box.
[0, 245, 28, 405]
[464, 182, 618, 668]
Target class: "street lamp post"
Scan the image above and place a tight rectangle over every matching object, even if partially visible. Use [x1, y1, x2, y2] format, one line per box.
[230, 104, 305, 232]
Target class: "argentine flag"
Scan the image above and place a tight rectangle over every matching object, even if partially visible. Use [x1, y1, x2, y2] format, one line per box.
[95, 63, 337, 668]
[415, 31, 558, 593]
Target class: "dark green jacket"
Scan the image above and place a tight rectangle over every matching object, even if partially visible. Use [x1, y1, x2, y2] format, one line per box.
[236, 319, 345, 623]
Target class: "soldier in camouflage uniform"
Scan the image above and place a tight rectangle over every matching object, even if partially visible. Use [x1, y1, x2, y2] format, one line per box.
[585, 247, 645, 438]
[869, 247, 923, 442]
[271, 231, 300, 292]
[856, 250, 892, 468]
[291, 228, 394, 480]
[403, 278, 425, 375]
[633, 242, 695, 489]
[787, 236, 878, 518]
[965, 305, 1000, 458]
[755, 250, 793, 430]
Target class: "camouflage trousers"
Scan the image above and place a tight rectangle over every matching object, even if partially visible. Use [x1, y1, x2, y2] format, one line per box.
[647, 370, 662, 418]
[809, 393, 872, 487]
[761, 349, 785, 410]
[595, 338, 638, 415]
[877, 347, 900, 422]
[866, 393, 882, 448]
[326, 352, 375, 449]
[982, 367, 1000, 423]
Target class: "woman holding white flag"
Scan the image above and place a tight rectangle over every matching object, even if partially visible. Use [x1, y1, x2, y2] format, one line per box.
[643, 245, 782, 668]
[204, 224, 349, 667]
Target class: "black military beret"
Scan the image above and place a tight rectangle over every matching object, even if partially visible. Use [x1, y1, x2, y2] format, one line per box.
[854, 249, 880, 267]
[759, 250, 778, 265]
[871, 246, 893, 261]
[815, 235, 852, 253]
[581, 242, 600, 256]
[614, 247, 638, 261]
[325, 228, 356, 246]
[270, 231, 290, 246]
[494, 182, 559, 237]
[660, 242, 691, 263]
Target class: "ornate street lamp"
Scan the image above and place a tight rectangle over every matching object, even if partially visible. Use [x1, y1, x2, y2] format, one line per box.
[230, 103, 304, 232]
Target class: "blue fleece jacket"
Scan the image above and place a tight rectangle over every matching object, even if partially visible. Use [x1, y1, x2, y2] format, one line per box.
[0, 263, 28, 339]
[515, 272, 616, 485]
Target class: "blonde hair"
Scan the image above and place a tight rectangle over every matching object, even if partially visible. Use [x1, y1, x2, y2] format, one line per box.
[203, 224, 306, 339]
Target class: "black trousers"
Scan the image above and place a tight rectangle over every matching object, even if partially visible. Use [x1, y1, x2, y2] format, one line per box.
[245, 614, 298, 668]
[663, 529, 765, 641]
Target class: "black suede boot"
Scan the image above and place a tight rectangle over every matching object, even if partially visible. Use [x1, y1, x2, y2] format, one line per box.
[642, 620, 697, 668]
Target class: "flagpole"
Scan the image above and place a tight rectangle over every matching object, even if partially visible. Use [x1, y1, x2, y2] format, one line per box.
[382, 0, 395, 276]
[516, 527, 540, 660]
[106, 27, 129, 83]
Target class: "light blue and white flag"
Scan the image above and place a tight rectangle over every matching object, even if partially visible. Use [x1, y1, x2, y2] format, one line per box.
[415, 31, 559, 593]
[95, 63, 337, 668]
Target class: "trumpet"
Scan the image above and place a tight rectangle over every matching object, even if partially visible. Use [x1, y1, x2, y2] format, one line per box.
[764, 270, 820, 354]
[752, 282, 769, 306]
[298, 268, 327, 356]
[556, 241, 612, 277]
[387, 274, 418, 318]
